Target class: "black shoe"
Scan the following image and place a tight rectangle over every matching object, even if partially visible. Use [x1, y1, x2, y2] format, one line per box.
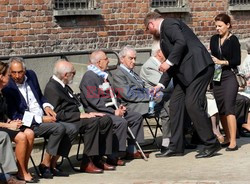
[195, 141, 221, 159]
[160, 146, 168, 153]
[51, 168, 69, 177]
[239, 128, 250, 137]
[225, 145, 238, 151]
[39, 164, 53, 179]
[155, 148, 184, 158]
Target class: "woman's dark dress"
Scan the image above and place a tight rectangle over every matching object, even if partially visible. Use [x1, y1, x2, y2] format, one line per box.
[0, 93, 19, 139]
[210, 34, 241, 115]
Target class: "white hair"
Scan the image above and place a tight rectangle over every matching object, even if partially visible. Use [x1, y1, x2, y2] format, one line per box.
[118, 45, 136, 59]
[9, 57, 26, 69]
[53, 59, 72, 77]
[151, 41, 161, 57]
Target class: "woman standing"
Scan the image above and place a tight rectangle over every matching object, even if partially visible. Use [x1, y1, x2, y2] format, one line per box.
[0, 61, 35, 182]
[210, 13, 241, 151]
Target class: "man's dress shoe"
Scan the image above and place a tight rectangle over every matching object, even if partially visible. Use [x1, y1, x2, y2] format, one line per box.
[51, 167, 69, 177]
[160, 146, 168, 153]
[94, 160, 116, 171]
[125, 151, 150, 159]
[195, 141, 221, 158]
[155, 148, 184, 158]
[106, 158, 126, 166]
[239, 128, 250, 137]
[80, 161, 103, 173]
[39, 164, 53, 179]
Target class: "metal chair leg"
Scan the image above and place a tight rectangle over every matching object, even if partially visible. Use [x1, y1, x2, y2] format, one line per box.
[30, 156, 40, 177]
[76, 133, 84, 161]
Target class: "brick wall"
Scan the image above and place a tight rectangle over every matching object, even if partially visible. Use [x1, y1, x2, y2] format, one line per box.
[0, 0, 250, 56]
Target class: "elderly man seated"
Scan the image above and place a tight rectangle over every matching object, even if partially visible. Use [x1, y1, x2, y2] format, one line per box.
[111, 45, 172, 156]
[44, 59, 115, 173]
[3, 57, 78, 179]
[79, 50, 148, 163]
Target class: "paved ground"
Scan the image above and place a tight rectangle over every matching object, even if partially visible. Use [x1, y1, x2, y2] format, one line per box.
[28, 127, 250, 184]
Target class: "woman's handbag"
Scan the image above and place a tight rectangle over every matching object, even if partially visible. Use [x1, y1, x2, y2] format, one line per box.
[231, 68, 247, 88]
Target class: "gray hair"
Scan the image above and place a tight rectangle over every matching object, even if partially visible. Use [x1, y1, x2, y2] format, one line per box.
[53, 59, 72, 77]
[9, 57, 26, 69]
[151, 41, 161, 57]
[118, 45, 136, 59]
[246, 41, 250, 54]
[89, 50, 105, 64]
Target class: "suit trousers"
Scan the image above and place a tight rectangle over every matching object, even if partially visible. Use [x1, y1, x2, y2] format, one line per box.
[169, 65, 217, 152]
[154, 95, 171, 139]
[33, 121, 77, 157]
[78, 116, 113, 157]
[0, 131, 17, 174]
[108, 111, 144, 152]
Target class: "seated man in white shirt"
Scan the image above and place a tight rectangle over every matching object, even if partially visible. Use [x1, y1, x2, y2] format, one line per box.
[3, 57, 78, 178]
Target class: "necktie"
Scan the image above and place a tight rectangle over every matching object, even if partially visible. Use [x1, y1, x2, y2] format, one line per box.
[130, 70, 144, 87]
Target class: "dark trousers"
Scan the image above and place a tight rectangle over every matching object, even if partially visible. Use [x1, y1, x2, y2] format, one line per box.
[33, 122, 78, 157]
[235, 94, 250, 127]
[78, 116, 113, 157]
[169, 65, 217, 152]
[108, 111, 144, 152]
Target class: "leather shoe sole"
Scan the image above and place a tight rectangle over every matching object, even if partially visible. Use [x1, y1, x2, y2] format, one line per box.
[155, 149, 184, 158]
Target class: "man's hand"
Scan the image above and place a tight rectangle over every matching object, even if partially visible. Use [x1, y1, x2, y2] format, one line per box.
[115, 105, 126, 117]
[89, 112, 106, 117]
[159, 62, 170, 72]
[42, 115, 56, 123]
[44, 106, 57, 119]
[150, 85, 162, 96]
[80, 113, 96, 119]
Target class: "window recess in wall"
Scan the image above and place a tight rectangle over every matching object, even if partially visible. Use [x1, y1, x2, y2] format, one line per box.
[151, 0, 190, 13]
[229, 0, 250, 11]
[53, 0, 101, 16]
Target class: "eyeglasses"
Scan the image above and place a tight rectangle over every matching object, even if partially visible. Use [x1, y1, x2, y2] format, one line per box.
[67, 71, 76, 76]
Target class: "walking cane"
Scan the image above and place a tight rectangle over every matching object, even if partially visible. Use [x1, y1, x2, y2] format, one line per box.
[105, 82, 148, 161]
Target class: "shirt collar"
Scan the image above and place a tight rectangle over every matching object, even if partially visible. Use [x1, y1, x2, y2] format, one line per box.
[52, 75, 65, 88]
[158, 19, 164, 33]
[120, 64, 132, 73]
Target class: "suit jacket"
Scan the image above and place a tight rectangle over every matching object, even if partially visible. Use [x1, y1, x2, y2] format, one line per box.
[2, 70, 47, 120]
[112, 66, 150, 115]
[159, 18, 213, 87]
[44, 78, 81, 123]
[79, 70, 117, 114]
[140, 56, 163, 89]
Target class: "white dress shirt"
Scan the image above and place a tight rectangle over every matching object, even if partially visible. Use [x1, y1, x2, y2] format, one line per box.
[17, 76, 53, 123]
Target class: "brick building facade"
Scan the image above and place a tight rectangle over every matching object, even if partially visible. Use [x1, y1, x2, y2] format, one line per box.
[0, 0, 250, 56]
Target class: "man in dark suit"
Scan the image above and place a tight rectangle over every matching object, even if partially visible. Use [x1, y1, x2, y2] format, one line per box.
[79, 50, 147, 160]
[144, 12, 220, 158]
[44, 59, 115, 171]
[2, 57, 78, 178]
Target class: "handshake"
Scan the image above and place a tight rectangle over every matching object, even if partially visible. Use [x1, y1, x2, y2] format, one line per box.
[149, 85, 164, 103]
